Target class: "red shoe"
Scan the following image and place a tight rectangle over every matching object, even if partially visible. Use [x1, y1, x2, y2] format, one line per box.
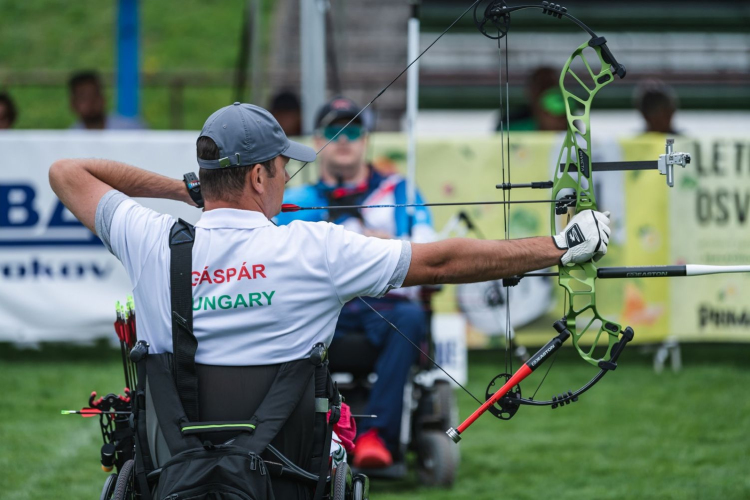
[352, 429, 393, 469]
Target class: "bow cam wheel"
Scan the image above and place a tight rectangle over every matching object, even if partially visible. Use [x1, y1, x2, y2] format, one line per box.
[474, 0, 511, 40]
[486, 373, 522, 420]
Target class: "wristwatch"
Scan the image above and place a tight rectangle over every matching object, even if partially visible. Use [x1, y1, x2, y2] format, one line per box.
[183, 172, 204, 208]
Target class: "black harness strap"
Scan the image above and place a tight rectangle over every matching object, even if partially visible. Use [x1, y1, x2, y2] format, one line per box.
[232, 359, 316, 454]
[169, 219, 200, 422]
[132, 359, 153, 500]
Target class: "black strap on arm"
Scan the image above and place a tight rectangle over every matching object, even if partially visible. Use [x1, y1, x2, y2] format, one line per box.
[169, 219, 200, 422]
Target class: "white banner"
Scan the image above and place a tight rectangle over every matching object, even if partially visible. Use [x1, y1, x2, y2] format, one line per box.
[0, 130, 203, 342]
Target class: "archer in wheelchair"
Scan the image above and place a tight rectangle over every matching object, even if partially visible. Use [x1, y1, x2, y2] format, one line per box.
[52, 100, 613, 499]
[68, 296, 368, 500]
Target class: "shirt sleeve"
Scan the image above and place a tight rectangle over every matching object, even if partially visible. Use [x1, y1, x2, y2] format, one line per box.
[95, 190, 175, 287]
[324, 223, 409, 303]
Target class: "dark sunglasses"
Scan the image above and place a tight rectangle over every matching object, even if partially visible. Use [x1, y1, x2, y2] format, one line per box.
[321, 125, 364, 142]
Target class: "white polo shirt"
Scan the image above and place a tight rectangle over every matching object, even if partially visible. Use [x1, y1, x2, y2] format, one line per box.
[96, 191, 410, 365]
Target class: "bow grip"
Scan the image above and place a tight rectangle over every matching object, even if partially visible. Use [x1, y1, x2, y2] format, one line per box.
[589, 36, 626, 79]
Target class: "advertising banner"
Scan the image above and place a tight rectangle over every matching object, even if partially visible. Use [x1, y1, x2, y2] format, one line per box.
[1, 131, 747, 349]
[0, 131, 201, 342]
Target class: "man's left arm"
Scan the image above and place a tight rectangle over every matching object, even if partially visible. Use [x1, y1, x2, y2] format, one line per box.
[49, 158, 195, 233]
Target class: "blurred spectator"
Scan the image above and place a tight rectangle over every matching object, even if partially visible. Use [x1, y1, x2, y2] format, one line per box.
[634, 79, 679, 134]
[500, 66, 567, 132]
[0, 91, 18, 129]
[268, 90, 302, 136]
[68, 71, 146, 130]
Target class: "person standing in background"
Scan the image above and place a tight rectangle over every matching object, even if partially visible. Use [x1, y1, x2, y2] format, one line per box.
[68, 71, 146, 130]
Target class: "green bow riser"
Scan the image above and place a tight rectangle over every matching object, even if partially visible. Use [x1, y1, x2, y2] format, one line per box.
[551, 41, 623, 367]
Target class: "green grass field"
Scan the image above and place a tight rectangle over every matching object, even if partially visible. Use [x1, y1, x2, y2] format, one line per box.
[1, 343, 749, 500]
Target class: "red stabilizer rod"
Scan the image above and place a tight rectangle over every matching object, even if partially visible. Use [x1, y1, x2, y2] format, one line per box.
[457, 364, 533, 434]
[446, 319, 572, 443]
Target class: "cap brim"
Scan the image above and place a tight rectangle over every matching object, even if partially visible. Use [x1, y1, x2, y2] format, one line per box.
[318, 111, 362, 130]
[283, 140, 317, 163]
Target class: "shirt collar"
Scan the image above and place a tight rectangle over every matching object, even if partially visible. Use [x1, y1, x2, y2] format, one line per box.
[195, 208, 274, 230]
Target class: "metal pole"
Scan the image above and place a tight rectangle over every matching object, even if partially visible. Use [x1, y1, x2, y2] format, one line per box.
[405, 1, 421, 220]
[300, 0, 328, 134]
[250, 0, 263, 103]
[116, 0, 140, 118]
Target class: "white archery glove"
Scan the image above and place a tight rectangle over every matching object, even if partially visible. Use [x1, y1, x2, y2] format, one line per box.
[553, 210, 611, 265]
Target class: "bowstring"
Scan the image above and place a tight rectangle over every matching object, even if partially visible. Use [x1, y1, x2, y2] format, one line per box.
[288, 0, 484, 182]
[357, 297, 483, 405]
[498, 28, 514, 380]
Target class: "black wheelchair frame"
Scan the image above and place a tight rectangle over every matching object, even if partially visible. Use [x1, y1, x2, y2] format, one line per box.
[79, 368, 370, 500]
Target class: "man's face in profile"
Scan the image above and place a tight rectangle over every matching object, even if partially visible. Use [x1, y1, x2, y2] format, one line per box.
[71, 81, 106, 122]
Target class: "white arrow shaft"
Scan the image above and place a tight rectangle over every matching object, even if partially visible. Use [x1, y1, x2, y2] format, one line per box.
[685, 265, 750, 277]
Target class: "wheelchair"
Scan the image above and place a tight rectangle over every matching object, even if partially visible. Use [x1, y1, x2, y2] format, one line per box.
[69, 343, 369, 500]
[327, 287, 460, 488]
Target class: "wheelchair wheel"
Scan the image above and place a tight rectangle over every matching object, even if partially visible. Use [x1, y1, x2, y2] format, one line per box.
[331, 462, 352, 500]
[100, 473, 118, 500]
[434, 380, 459, 430]
[352, 473, 369, 500]
[112, 459, 135, 500]
[416, 430, 458, 487]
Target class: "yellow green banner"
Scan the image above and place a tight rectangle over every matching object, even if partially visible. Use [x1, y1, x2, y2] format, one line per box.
[352, 132, 750, 347]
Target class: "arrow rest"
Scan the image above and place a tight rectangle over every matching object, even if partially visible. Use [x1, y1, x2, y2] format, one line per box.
[486, 373, 522, 420]
[474, 0, 511, 39]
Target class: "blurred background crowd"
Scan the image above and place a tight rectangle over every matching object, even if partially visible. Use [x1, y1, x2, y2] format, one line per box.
[1, 0, 746, 137]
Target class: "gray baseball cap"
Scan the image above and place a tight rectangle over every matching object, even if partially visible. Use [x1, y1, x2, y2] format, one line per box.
[197, 102, 316, 170]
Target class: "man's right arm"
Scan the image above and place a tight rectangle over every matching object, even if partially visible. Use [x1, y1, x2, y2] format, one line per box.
[404, 236, 564, 287]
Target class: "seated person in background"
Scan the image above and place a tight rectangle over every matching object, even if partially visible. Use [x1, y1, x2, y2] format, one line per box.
[69, 70, 146, 130]
[276, 96, 434, 469]
[269, 90, 302, 137]
[498, 66, 568, 132]
[0, 91, 18, 129]
[633, 79, 680, 135]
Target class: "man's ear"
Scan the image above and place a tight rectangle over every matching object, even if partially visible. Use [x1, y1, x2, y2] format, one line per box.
[247, 164, 265, 194]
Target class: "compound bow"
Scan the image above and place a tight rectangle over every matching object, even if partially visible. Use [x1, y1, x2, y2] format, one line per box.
[285, 0, 750, 443]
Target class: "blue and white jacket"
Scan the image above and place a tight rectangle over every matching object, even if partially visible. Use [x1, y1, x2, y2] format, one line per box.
[276, 166, 435, 299]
